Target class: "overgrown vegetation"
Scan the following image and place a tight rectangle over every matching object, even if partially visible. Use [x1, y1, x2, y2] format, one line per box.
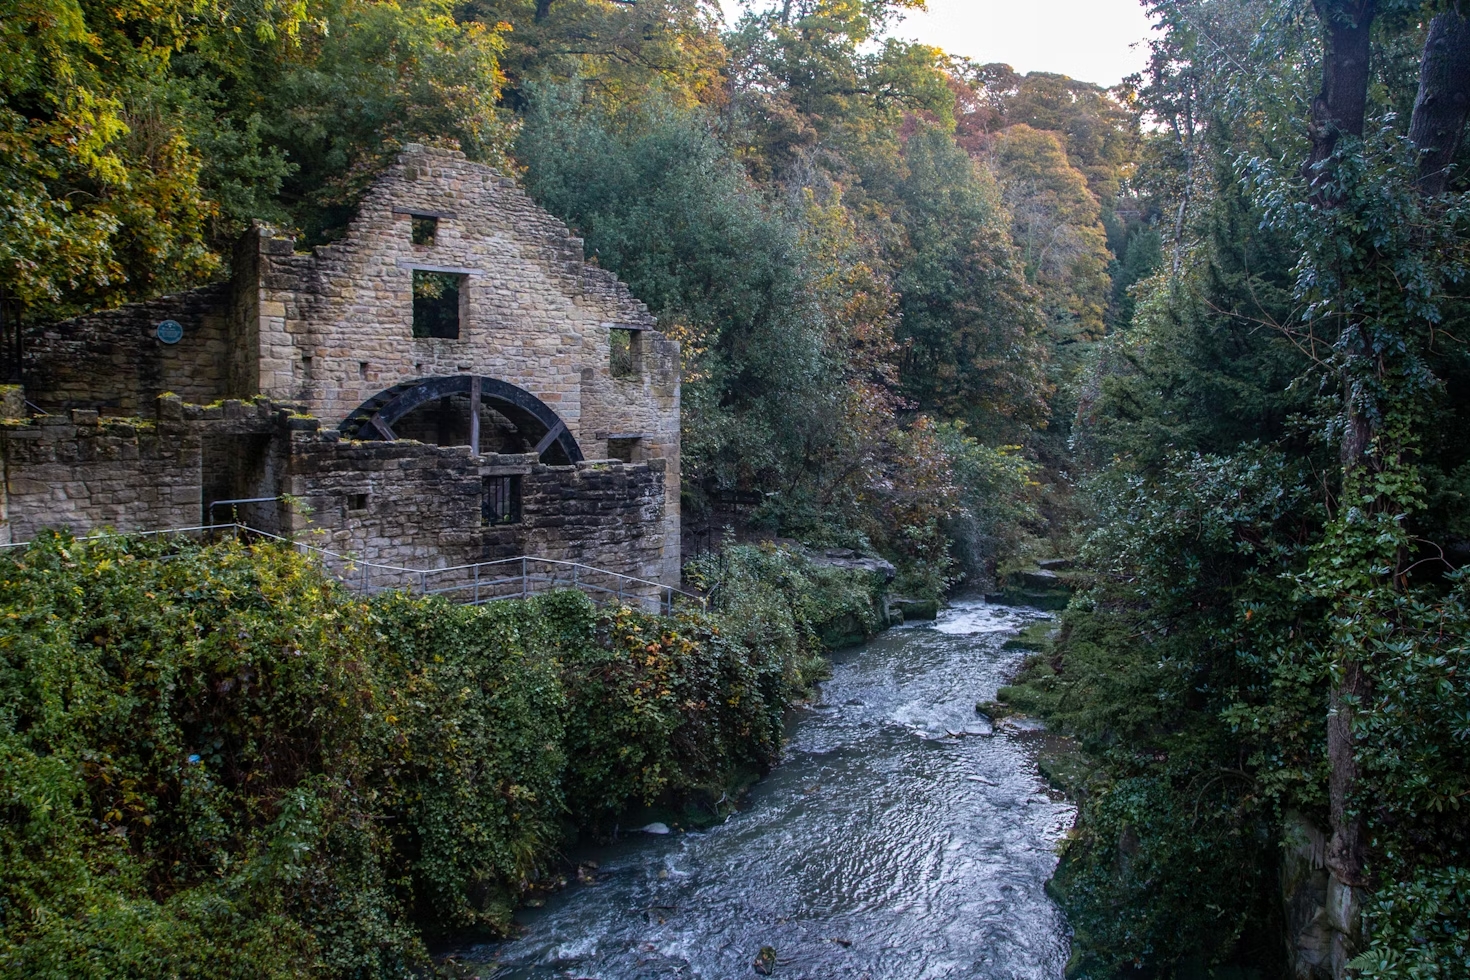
[999, 2, 1470, 977]
[0, 531, 883, 978]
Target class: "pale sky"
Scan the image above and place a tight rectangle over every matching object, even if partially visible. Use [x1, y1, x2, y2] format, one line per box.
[720, 0, 1157, 87]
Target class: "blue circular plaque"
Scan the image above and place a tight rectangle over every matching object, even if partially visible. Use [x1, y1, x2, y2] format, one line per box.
[155, 319, 184, 344]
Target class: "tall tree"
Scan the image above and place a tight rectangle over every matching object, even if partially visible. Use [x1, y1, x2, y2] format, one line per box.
[988, 123, 1112, 348]
[883, 125, 1050, 434]
[0, 0, 512, 316]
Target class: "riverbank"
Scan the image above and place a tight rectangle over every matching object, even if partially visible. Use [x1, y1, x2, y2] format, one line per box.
[0, 533, 894, 979]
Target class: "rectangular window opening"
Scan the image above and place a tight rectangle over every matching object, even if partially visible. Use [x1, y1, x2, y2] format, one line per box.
[607, 438, 640, 463]
[348, 493, 369, 512]
[482, 475, 521, 526]
[413, 270, 463, 340]
[609, 328, 639, 378]
[411, 215, 438, 246]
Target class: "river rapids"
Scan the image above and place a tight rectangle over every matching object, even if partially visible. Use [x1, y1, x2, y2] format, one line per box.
[459, 598, 1074, 979]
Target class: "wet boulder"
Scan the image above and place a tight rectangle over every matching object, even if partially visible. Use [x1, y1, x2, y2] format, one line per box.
[888, 597, 940, 622]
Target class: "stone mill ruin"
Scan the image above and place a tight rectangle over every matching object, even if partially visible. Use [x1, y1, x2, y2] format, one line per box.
[0, 145, 682, 597]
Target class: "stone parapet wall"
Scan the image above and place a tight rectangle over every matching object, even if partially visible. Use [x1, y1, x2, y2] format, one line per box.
[0, 411, 205, 544]
[1, 397, 674, 586]
[286, 426, 668, 582]
[286, 427, 490, 568]
[522, 459, 668, 582]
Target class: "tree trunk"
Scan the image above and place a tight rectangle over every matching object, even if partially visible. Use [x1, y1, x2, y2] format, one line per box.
[1326, 660, 1369, 887]
[1305, 5, 1378, 972]
[1307, 10, 1470, 976]
[1310, 0, 1376, 853]
[1306, 1, 1377, 202]
[1409, 10, 1470, 195]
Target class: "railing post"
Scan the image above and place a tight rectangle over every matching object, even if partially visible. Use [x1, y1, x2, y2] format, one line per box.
[521, 556, 528, 599]
[473, 563, 480, 605]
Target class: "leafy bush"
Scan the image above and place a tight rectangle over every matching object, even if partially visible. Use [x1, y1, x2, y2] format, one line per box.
[1355, 867, 1470, 980]
[1000, 450, 1327, 976]
[0, 531, 879, 977]
[933, 421, 1041, 584]
[686, 543, 887, 669]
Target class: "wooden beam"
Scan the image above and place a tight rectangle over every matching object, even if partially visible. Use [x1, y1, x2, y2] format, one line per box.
[369, 415, 397, 441]
[534, 420, 566, 458]
[469, 376, 482, 455]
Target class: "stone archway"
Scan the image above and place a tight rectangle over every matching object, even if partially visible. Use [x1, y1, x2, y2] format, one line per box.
[339, 376, 584, 465]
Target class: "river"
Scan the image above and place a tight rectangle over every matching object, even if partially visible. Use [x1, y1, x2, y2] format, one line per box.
[457, 598, 1075, 979]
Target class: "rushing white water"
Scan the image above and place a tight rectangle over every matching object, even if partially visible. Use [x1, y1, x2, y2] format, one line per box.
[459, 598, 1074, 979]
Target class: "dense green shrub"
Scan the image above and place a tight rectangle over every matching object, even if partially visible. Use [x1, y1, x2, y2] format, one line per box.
[0, 532, 878, 977]
[1355, 866, 1470, 980]
[686, 543, 888, 666]
[999, 450, 1326, 976]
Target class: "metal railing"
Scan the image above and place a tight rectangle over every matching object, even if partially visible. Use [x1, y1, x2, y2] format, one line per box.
[2, 523, 702, 616]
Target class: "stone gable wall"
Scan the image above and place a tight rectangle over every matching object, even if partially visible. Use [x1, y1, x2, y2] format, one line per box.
[251, 146, 676, 459]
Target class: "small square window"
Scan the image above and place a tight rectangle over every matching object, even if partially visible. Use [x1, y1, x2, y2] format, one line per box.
[413, 270, 462, 340]
[348, 493, 369, 512]
[607, 437, 639, 463]
[610, 328, 639, 378]
[482, 475, 521, 526]
[411, 215, 438, 246]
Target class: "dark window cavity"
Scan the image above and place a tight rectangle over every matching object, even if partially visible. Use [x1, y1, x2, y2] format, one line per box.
[607, 437, 639, 463]
[348, 493, 369, 512]
[609, 328, 639, 378]
[413, 270, 462, 339]
[482, 475, 521, 526]
[411, 215, 438, 246]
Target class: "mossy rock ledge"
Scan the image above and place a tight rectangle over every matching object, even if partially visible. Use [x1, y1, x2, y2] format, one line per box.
[986, 566, 1078, 611]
